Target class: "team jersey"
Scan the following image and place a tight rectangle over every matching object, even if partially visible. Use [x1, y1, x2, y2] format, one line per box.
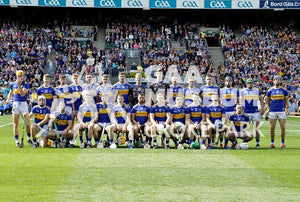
[10, 82, 29, 102]
[96, 85, 116, 104]
[112, 104, 130, 124]
[54, 111, 72, 131]
[96, 102, 113, 124]
[184, 88, 200, 106]
[206, 104, 225, 124]
[70, 84, 83, 111]
[82, 83, 99, 97]
[150, 104, 170, 123]
[266, 87, 288, 112]
[31, 105, 50, 126]
[188, 104, 205, 124]
[36, 85, 56, 108]
[114, 82, 131, 105]
[229, 112, 249, 133]
[149, 81, 170, 97]
[170, 106, 189, 125]
[55, 85, 73, 107]
[78, 104, 97, 123]
[199, 85, 220, 106]
[129, 84, 147, 106]
[131, 104, 150, 125]
[220, 88, 239, 112]
[169, 85, 183, 102]
[240, 88, 261, 113]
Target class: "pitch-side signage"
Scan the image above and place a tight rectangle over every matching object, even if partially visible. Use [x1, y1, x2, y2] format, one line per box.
[260, 0, 300, 9]
[204, 0, 232, 8]
[38, 0, 66, 7]
[121, 0, 148, 8]
[232, 0, 259, 8]
[149, 0, 176, 8]
[94, 0, 121, 7]
[176, 0, 204, 9]
[67, 0, 94, 7]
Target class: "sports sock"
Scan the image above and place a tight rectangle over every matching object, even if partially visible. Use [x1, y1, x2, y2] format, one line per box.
[271, 139, 274, 144]
[95, 138, 99, 144]
[27, 133, 31, 140]
[225, 139, 229, 145]
[208, 138, 211, 145]
[88, 138, 91, 144]
[220, 138, 223, 144]
[33, 138, 37, 143]
[166, 140, 169, 145]
[189, 139, 193, 144]
[79, 136, 83, 142]
[14, 135, 19, 142]
[281, 139, 284, 144]
[202, 139, 206, 145]
[153, 140, 157, 145]
[256, 138, 260, 144]
[128, 140, 132, 145]
[109, 139, 113, 143]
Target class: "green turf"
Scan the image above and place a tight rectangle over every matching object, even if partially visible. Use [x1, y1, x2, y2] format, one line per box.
[0, 115, 299, 201]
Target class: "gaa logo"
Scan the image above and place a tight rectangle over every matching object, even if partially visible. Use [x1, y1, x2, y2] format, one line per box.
[237, 1, 253, 8]
[210, 0, 226, 8]
[127, 0, 143, 7]
[99, 0, 116, 7]
[44, 0, 61, 6]
[72, 0, 88, 6]
[182, 0, 198, 7]
[16, 0, 32, 4]
[154, 0, 170, 8]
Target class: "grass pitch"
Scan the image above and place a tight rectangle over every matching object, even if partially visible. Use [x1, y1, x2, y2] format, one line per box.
[0, 115, 299, 201]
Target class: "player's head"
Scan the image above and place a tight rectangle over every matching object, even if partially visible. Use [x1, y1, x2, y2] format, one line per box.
[205, 74, 212, 85]
[16, 70, 24, 81]
[102, 94, 108, 104]
[135, 73, 142, 83]
[38, 95, 46, 107]
[246, 78, 253, 89]
[236, 104, 243, 114]
[138, 93, 145, 105]
[273, 75, 281, 87]
[171, 76, 178, 86]
[117, 94, 124, 104]
[156, 93, 164, 106]
[102, 74, 109, 84]
[175, 95, 183, 107]
[192, 94, 201, 104]
[189, 77, 195, 88]
[59, 74, 67, 85]
[72, 73, 79, 84]
[155, 69, 163, 82]
[211, 93, 219, 103]
[43, 74, 50, 84]
[86, 74, 92, 83]
[58, 101, 66, 113]
[118, 72, 126, 83]
[84, 94, 93, 105]
[225, 76, 232, 88]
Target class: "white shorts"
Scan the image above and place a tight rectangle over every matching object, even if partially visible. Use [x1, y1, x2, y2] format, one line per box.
[39, 125, 49, 138]
[97, 122, 112, 129]
[269, 112, 286, 120]
[12, 101, 28, 115]
[225, 111, 235, 120]
[247, 113, 260, 122]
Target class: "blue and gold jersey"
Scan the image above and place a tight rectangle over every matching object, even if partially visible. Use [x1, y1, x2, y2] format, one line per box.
[188, 104, 205, 124]
[240, 88, 261, 113]
[169, 85, 183, 102]
[171, 106, 189, 125]
[78, 104, 97, 123]
[55, 85, 73, 107]
[199, 85, 220, 107]
[96, 85, 116, 104]
[266, 87, 288, 112]
[220, 88, 239, 112]
[206, 104, 225, 124]
[96, 103, 113, 124]
[114, 82, 131, 105]
[229, 112, 249, 133]
[37, 85, 56, 108]
[10, 82, 29, 102]
[131, 104, 150, 125]
[70, 84, 83, 111]
[54, 112, 72, 131]
[113, 105, 130, 124]
[150, 104, 170, 123]
[31, 105, 50, 126]
[184, 88, 200, 106]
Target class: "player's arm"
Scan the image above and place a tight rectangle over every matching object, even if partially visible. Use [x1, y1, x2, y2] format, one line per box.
[124, 113, 131, 129]
[150, 113, 156, 125]
[169, 113, 174, 125]
[266, 90, 271, 108]
[165, 112, 171, 126]
[185, 113, 190, 126]
[206, 114, 214, 127]
[131, 112, 139, 126]
[18, 83, 28, 97]
[259, 95, 264, 115]
[38, 114, 50, 127]
[200, 112, 206, 124]
[229, 120, 234, 131]
[5, 89, 13, 105]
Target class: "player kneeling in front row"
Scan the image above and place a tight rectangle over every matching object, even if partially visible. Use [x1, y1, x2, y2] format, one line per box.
[205, 94, 229, 149]
[94, 95, 115, 148]
[187, 94, 208, 149]
[150, 93, 171, 149]
[228, 104, 253, 149]
[74, 95, 98, 148]
[29, 96, 51, 148]
[168, 96, 189, 149]
[111, 94, 133, 149]
[47, 102, 74, 148]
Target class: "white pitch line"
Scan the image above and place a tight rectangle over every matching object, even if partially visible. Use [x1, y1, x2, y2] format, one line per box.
[0, 123, 13, 128]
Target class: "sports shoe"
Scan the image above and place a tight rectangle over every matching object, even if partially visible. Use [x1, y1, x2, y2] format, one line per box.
[269, 143, 275, 149]
[177, 144, 184, 150]
[53, 141, 57, 148]
[153, 144, 158, 149]
[166, 145, 170, 149]
[79, 142, 85, 149]
[16, 142, 20, 147]
[128, 144, 133, 149]
[231, 144, 236, 149]
[27, 139, 34, 146]
[224, 145, 230, 150]
[256, 144, 260, 149]
[32, 144, 38, 148]
[97, 143, 104, 149]
[219, 143, 223, 148]
[161, 142, 165, 147]
[86, 144, 92, 149]
[207, 144, 212, 149]
[280, 144, 286, 149]
[57, 142, 64, 148]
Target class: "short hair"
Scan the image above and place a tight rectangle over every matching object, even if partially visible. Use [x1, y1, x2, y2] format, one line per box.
[102, 74, 109, 79]
[44, 74, 50, 78]
[86, 73, 92, 77]
[59, 74, 66, 79]
[72, 73, 79, 78]
[206, 73, 212, 78]
[119, 72, 125, 76]
[135, 73, 142, 77]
